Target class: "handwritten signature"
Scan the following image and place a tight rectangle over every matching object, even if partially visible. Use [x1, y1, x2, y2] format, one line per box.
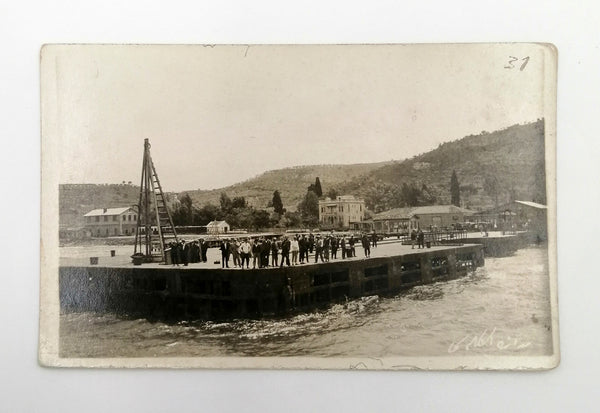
[448, 328, 531, 353]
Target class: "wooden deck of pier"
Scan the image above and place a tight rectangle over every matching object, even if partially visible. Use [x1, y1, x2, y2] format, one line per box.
[60, 239, 478, 268]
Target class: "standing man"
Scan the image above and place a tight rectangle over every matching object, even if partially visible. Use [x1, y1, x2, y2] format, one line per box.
[252, 238, 261, 269]
[200, 239, 208, 262]
[411, 229, 417, 249]
[418, 229, 425, 249]
[239, 238, 252, 269]
[280, 236, 291, 267]
[220, 240, 230, 268]
[308, 233, 315, 254]
[299, 234, 307, 264]
[170, 241, 179, 266]
[182, 240, 191, 266]
[230, 238, 240, 268]
[271, 237, 279, 267]
[362, 233, 371, 257]
[323, 236, 330, 262]
[331, 236, 338, 260]
[314, 235, 324, 263]
[261, 238, 271, 268]
[371, 231, 378, 248]
[290, 236, 300, 265]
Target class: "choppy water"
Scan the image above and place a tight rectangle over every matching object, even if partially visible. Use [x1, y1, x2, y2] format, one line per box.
[60, 247, 553, 358]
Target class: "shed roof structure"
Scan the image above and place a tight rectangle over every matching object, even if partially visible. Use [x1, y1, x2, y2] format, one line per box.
[84, 207, 133, 217]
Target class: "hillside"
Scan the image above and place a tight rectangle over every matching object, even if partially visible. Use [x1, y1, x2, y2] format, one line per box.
[338, 119, 546, 212]
[184, 161, 394, 210]
[59, 119, 547, 228]
[59, 184, 140, 228]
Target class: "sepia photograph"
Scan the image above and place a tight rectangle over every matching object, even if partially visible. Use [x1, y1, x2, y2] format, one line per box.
[39, 43, 558, 369]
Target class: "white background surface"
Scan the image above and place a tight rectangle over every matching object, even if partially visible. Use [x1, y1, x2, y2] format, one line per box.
[1, 1, 598, 411]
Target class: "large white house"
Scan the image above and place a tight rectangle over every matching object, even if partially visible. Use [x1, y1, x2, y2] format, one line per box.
[84, 207, 138, 237]
[318, 195, 366, 229]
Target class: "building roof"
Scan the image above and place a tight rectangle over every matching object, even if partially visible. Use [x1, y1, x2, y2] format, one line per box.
[84, 207, 134, 217]
[476, 200, 548, 215]
[372, 205, 475, 221]
[207, 220, 229, 227]
[372, 207, 415, 221]
[319, 195, 364, 204]
[515, 200, 547, 209]
[410, 205, 475, 216]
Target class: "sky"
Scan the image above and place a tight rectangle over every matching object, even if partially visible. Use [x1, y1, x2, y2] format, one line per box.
[47, 43, 549, 191]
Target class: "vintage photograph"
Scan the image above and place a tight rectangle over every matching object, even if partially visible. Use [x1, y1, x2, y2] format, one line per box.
[39, 43, 558, 369]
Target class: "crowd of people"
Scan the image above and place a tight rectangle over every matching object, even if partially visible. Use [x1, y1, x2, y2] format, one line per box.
[168, 232, 380, 269]
[167, 239, 209, 266]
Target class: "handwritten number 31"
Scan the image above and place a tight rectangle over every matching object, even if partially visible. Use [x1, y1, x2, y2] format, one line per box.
[505, 56, 530, 71]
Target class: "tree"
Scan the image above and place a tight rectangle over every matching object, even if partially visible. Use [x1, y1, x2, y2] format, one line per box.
[272, 190, 284, 214]
[172, 193, 195, 225]
[252, 209, 271, 230]
[219, 192, 232, 213]
[326, 188, 338, 200]
[194, 203, 220, 225]
[401, 183, 421, 207]
[314, 177, 323, 197]
[231, 196, 247, 209]
[298, 190, 319, 227]
[283, 211, 303, 228]
[450, 170, 460, 207]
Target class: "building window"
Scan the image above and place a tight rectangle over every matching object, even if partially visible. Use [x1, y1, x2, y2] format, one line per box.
[95, 216, 99, 222]
[113, 216, 118, 221]
[106, 228, 109, 235]
[133, 215, 136, 221]
[128, 215, 131, 221]
[123, 215, 126, 221]
[114, 228, 118, 235]
[104, 216, 108, 222]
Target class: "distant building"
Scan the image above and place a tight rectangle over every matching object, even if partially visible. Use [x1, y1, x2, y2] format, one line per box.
[370, 207, 415, 234]
[357, 204, 474, 233]
[318, 195, 365, 229]
[84, 207, 138, 237]
[472, 200, 547, 239]
[409, 205, 475, 230]
[206, 220, 230, 234]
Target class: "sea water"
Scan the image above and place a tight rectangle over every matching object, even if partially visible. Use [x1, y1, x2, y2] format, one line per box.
[59, 247, 553, 358]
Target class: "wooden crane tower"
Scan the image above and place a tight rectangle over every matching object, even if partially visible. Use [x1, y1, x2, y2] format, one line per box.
[132, 139, 178, 263]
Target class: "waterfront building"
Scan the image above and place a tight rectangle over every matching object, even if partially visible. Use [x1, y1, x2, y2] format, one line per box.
[471, 200, 547, 239]
[318, 195, 365, 229]
[84, 207, 138, 237]
[357, 204, 474, 233]
[370, 207, 414, 234]
[409, 205, 475, 230]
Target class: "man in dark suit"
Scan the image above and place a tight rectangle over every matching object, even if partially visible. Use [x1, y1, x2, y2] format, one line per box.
[280, 236, 291, 267]
[220, 240, 230, 268]
[200, 239, 208, 262]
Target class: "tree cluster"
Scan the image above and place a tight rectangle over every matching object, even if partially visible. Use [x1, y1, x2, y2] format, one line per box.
[362, 182, 437, 213]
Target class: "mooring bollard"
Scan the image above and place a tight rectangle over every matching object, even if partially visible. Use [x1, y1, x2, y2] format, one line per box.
[90, 257, 99, 265]
[110, 250, 116, 257]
